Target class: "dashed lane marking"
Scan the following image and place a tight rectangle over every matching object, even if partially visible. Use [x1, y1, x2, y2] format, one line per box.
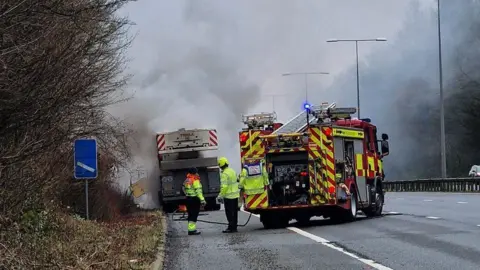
[423, 199, 433, 202]
[426, 216, 441, 220]
[240, 208, 394, 270]
[457, 201, 468, 204]
[287, 227, 394, 270]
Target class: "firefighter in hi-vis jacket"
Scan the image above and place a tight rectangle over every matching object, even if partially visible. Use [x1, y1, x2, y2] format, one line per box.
[239, 160, 269, 206]
[217, 157, 240, 233]
[182, 167, 206, 235]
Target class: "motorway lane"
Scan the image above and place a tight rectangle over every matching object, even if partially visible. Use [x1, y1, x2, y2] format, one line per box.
[164, 193, 480, 269]
[164, 209, 370, 270]
[385, 192, 480, 225]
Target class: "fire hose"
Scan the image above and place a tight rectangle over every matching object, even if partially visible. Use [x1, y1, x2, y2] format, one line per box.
[169, 209, 253, 227]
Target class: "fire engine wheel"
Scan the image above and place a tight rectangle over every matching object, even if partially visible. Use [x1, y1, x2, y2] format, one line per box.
[363, 185, 384, 217]
[342, 190, 358, 222]
[260, 213, 289, 229]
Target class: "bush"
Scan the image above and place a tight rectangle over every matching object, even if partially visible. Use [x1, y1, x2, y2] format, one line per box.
[0, 0, 133, 220]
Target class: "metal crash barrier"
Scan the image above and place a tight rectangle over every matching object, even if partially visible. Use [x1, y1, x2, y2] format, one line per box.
[383, 178, 480, 192]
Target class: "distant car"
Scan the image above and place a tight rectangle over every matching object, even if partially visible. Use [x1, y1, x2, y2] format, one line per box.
[468, 165, 480, 177]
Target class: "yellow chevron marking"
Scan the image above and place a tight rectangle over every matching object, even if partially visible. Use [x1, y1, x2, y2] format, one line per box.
[245, 191, 268, 209]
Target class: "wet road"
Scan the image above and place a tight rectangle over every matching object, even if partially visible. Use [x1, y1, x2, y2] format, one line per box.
[163, 192, 480, 270]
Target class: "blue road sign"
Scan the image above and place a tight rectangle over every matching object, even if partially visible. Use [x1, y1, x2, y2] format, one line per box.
[74, 138, 98, 179]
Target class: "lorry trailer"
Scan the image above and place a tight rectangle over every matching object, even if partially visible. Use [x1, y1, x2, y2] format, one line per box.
[156, 128, 221, 212]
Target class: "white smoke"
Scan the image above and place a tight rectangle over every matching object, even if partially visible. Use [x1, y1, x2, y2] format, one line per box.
[111, 0, 417, 206]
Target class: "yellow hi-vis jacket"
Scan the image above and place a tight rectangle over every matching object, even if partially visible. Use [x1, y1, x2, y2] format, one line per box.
[239, 164, 269, 195]
[183, 174, 205, 202]
[219, 167, 239, 199]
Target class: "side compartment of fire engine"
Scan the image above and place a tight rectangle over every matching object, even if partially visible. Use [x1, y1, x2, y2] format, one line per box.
[325, 125, 385, 221]
[308, 126, 336, 206]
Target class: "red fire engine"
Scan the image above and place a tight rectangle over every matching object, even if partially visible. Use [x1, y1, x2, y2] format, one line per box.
[239, 102, 390, 229]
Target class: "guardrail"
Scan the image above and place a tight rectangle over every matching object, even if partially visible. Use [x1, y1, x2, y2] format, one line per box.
[383, 178, 480, 192]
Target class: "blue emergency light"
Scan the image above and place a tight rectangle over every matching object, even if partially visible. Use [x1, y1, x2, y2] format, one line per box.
[303, 102, 311, 110]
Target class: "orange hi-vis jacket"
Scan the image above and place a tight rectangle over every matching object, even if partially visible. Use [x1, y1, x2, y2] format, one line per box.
[183, 173, 205, 202]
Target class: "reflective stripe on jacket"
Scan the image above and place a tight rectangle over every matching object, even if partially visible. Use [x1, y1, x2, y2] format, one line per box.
[183, 173, 205, 201]
[220, 167, 239, 199]
[239, 166, 269, 195]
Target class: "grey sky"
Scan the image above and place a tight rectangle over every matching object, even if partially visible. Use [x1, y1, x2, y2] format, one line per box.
[115, 0, 427, 183]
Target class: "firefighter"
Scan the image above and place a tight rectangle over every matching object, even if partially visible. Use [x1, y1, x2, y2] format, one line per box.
[182, 167, 206, 235]
[217, 157, 239, 233]
[239, 160, 269, 205]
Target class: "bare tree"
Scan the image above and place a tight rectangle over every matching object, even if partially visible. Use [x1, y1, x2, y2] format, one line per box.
[0, 0, 134, 219]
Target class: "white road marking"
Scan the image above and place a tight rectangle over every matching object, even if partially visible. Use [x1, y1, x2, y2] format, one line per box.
[423, 199, 433, 202]
[240, 209, 393, 270]
[426, 216, 441, 220]
[386, 211, 400, 214]
[76, 162, 95, 173]
[476, 225, 480, 227]
[457, 201, 468, 204]
[287, 227, 393, 270]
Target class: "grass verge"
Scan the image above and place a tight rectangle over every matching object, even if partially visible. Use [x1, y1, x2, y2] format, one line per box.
[0, 210, 166, 269]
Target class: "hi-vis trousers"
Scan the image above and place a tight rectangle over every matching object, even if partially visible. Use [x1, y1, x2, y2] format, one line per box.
[186, 196, 201, 232]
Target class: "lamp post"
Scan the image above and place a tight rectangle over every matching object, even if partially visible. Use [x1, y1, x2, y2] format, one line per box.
[436, 0, 447, 178]
[326, 38, 387, 118]
[282, 72, 329, 129]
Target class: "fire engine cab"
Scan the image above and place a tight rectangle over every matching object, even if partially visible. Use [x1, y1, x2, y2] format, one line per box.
[239, 102, 390, 229]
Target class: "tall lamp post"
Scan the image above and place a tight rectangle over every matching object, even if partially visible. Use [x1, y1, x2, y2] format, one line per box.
[282, 71, 329, 128]
[326, 38, 387, 118]
[436, 0, 447, 179]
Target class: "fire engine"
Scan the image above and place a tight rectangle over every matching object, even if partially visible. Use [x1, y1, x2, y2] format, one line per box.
[239, 102, 390, 229]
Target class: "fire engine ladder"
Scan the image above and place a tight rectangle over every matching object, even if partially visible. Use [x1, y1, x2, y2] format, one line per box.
[296, 103, 338, 132]
[272, 103, 337, 134]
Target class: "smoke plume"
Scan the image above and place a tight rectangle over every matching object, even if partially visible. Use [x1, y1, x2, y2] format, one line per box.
[323, 0, 480, 179]
[112, 0, 434, 206]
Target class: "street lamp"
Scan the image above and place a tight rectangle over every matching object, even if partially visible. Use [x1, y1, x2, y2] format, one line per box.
[326, 38, 387, 118]
[437, 0, 447, 178]
[282, 71, 329, 128]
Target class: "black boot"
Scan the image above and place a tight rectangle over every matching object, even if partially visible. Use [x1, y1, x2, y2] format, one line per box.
[188, 230, 201, 235]
[222, 228, 238, 233]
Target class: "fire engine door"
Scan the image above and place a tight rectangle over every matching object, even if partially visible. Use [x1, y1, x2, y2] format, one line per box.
[353, 139, 368, 203]
[333, 138, 345, 182]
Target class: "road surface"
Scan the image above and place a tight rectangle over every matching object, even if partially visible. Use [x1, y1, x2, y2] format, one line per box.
[163, 192, 480, 270]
